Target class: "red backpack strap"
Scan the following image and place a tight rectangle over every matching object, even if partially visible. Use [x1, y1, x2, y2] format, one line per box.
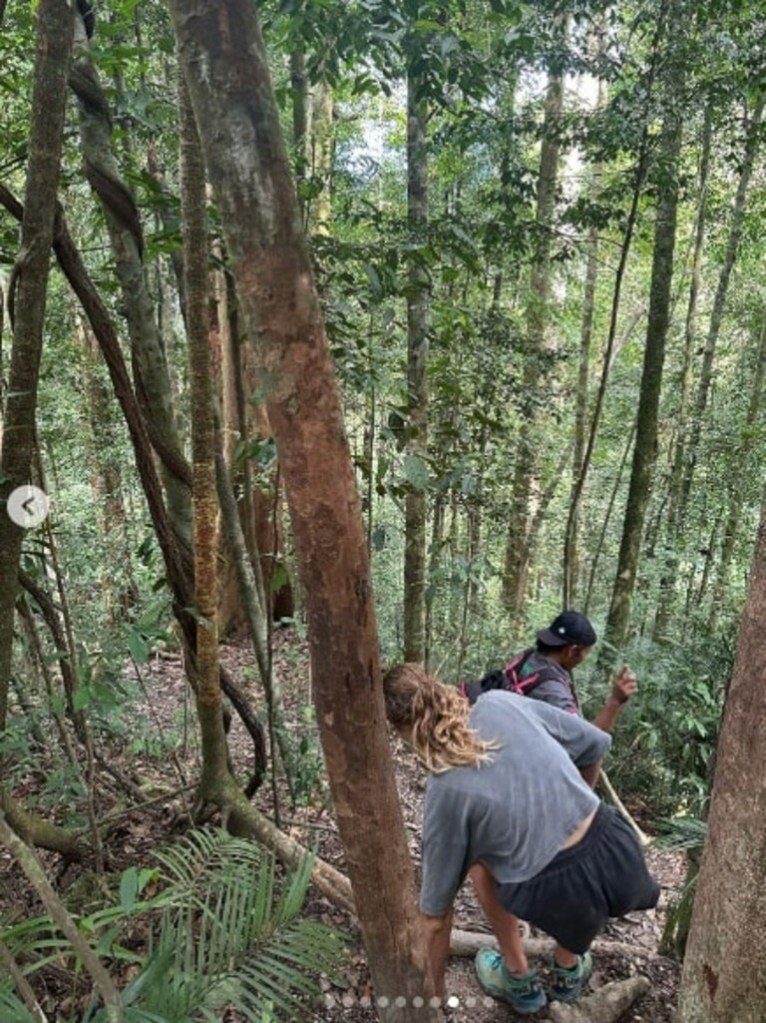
[504, 648, 544, 696]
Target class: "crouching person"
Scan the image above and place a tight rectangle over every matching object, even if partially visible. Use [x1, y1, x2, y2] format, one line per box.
[383, 663, 659, 1015]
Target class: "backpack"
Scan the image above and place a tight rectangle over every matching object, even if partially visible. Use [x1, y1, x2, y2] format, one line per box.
[459, 648, 555, 705]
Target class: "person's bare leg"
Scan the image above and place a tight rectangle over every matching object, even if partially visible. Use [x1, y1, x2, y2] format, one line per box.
[469, 863, 529, 975]
[553, 945, 578, 968]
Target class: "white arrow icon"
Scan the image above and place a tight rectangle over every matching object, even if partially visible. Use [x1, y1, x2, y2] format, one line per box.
[7, 485, 50, 529]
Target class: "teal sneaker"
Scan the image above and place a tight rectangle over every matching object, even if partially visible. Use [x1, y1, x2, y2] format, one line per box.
[474, 949, 547, 1015]
[550, 951, 593, 1003]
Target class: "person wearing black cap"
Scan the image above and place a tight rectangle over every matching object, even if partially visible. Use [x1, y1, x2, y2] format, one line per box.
[462, 610, 637, 734]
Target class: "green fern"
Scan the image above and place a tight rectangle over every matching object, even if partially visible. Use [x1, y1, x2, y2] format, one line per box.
[0, 984, 38, 1023]
[1, 828, 348, 1023]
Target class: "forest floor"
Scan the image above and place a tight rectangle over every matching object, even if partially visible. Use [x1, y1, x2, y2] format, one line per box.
[0, 629, 684, 1021]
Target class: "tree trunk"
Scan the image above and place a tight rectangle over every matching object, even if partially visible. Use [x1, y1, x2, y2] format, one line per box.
[678, 96, 765, 519]
[70, 13, 194, 546]
[0, 186, 268, 789]
[403, 62, 430, 663]
[0, 0, 73, 731]
[708, 315, 766, 630]
[653, 105, 712, 639]
[171, 3, 437, 1018]
[311, 77, 334, 233]
[598, 60, 683, 671]
[565, 75, 606, 609]
[503, 29, 565, 620]
[677, 497, 766, 1023]
[179, 77, 231, 800]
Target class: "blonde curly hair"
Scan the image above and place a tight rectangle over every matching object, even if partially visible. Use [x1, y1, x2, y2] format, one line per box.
[383, 663, 498, 773]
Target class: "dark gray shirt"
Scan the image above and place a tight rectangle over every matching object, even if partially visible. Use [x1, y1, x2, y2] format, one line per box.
[419, 691, 611, 915]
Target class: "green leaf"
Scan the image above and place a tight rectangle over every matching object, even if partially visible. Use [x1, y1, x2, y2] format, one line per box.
[402, 453, 430, 490]
[120, 867, 140, 913]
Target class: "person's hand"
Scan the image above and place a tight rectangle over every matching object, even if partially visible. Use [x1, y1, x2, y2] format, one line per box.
[611, 665, 638, 704]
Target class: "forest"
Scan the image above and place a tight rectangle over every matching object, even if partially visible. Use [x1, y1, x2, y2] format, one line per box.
[0, 0, 764, 1020]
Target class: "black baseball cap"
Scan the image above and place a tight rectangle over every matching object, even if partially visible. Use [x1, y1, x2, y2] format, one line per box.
[537, 611, 597, 648]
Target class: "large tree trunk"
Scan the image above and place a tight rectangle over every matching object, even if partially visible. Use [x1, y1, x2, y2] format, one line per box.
[598, 61, 683, 670]
[503, 20, 567, 620]
[0, 0, 73, 730]
[170, 3, 437, 1019]
[403, 61, 430, 662]
[677, 496, 766, 1022]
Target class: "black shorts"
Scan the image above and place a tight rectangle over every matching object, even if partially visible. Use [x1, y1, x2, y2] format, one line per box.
[494, 803, 660, 954]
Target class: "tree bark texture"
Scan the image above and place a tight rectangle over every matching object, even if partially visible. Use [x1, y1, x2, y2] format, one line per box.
[0, 186, 267, 790]
[0, 0, 73, 731]
[678, 96, 765, 519]
[70, 14, 194, 545]
[599, 65, 683, 670]
[678, 497, 766, 1023]
[403, 65, 430, 662]
[170, 3, 437, 1018]
[503, 25, 565, 619]
[653, 105, 712, 639]
[179, 77, 231, 798]
[708, 315, 766, 630]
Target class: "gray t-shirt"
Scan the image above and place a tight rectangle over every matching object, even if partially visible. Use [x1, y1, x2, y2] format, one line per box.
[419, 691, 611, 915]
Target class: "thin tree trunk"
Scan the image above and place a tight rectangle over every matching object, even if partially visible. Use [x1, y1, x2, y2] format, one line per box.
[171, 3, 437, 1016]
[580, 423, 634, 613]
[178, 77, 231, 803]
[0, 186, 268, 788]
[708, 315, 766, 630]
[403, 62, 430, 662]
[311, 78, 333, 233]
[70, 13, 194, 545]
[678, 96, 765, 519]
[653, 105, 712, 639]
[0, 812, 122, 1022]
[0, 0, 73, 731]
[565, 74, 606, 608]
[598, 57, 683, 671]
[503, 24, 566, 620]
[678, 495, 766, 1023]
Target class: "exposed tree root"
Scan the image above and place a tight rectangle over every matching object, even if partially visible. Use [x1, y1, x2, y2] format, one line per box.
[225, 794, 655, 961]
[0, 785, 84, 860]
[546, 974, 650, 1022]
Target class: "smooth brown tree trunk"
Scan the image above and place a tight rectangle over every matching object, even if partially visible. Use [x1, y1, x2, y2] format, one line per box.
[599, 58, 683, 671]
[0, 0, 73, 731]
[170, 3, 437, 1017]
[677, 496, 766, 1023]
[403, 62, 430, 662]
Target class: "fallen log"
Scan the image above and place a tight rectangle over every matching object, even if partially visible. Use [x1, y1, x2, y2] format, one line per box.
[449, 928, 651, 961]
[546, 975, 650, 1023]
[231, 800, 656, 961]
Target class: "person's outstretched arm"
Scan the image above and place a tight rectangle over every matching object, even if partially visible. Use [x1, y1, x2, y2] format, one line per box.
[592, 666, 638, 733]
